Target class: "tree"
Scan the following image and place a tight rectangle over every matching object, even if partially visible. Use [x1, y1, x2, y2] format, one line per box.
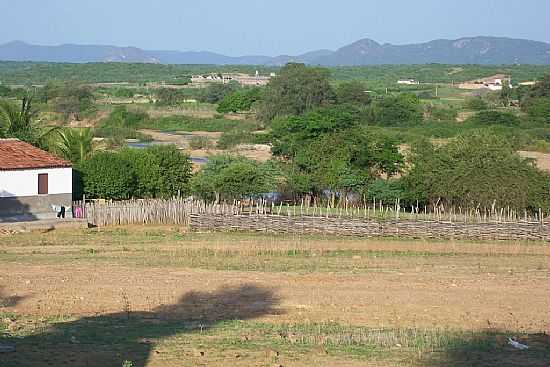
[0, 95, 59, 149]
[146, 145, 193, 198]
[192, 155, 278, 202]
[499, 83, 513, 107]
[520, 74, 550, 120]
[52, 84, 95, 120]
[78, 152, 137, 200]
[198, 82, 240, 104]
[466, 110, 521, 126]
[56, 128, 95, 163]
[155, 88, 187, 106]
[403, 131, 549, 210]
[465, 97, 489, 111]
[335, 81, 371, 105]
[369, 93, 423, 126]
[259, 63, 332, 121]
[216, 88, 262, 113]
[525, 97, 550, 124]
[271, 104, 363, 157]
[119, 145, 193, 199]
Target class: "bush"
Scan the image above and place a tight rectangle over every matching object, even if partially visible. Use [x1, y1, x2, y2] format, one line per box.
[427, 106, 458, 122]
[95, 106, 150, 142]
[78, 152, 137, 200]
[79, 146, 192, 200]
[465, 97, 489, 111]
[216, 130, 255, 149]
[525, 97, 550, 124]
[369, 93, 423, 126]
[189, 136, 213, 150]
[198, 82, 240, 104]
[155, 88, 187, 106]
[192, 155, 278, 201]
[466, 110, 521, 126]
[216, 88, 262, 113]
[366, 179, 406, 205]
[403, 131, 550, 211]
[144, 116, 257, 132]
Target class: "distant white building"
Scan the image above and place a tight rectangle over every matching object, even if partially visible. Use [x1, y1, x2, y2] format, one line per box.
[397, 79, 420, 85]
[0, 139, 72, 219]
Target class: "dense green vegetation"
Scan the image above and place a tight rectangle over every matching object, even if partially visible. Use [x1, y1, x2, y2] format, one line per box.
[191, 155, 278, 201]
[2, 61, 550, 85]
[77, 145, 192, 199]
[403, 132, 550, 210]
[1, 61, 549, 211]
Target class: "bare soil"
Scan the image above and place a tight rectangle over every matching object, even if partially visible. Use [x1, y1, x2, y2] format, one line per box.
[1, 228, 549, 366]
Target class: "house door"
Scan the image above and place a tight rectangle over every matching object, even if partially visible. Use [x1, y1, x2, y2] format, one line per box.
[38, 173, 48, 195]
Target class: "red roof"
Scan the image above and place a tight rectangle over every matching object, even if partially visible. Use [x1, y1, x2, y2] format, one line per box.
[0, 139, 71, 171]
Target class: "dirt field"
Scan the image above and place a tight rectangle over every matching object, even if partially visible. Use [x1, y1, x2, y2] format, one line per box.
[1, 227, 549, 366]
[519, 151, 550, 172]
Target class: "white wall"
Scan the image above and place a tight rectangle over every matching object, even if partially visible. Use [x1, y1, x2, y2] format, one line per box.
[0, 168, 72, 197]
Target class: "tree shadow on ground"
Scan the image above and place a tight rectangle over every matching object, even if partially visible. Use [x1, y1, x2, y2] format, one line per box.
[420, 331, 550, 367]
[0, 284, 281, 367]
[0, 287, 27, 308]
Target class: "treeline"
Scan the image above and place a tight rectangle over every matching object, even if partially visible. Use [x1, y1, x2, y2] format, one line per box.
[2, 61, 550, 85]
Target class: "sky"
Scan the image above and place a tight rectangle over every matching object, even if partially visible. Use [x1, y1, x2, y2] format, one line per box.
[1, 0, 549, 56]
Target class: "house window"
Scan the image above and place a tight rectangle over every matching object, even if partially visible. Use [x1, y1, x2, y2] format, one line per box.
[38, 173, 48, 195]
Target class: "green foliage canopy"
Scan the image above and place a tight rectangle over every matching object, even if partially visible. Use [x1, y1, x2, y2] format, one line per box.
[259, 63, 332, 121]
[404, 131, 550, 210]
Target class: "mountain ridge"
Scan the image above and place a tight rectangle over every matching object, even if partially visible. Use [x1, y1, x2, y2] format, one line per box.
[1, 36, 550, 65]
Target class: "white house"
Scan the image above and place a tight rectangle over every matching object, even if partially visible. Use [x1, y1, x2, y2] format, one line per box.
[0, 139, 72, 219]
[397, 79, 419, 85]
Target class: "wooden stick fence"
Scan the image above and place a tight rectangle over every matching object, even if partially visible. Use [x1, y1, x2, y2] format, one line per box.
[77, 199, 549, 242]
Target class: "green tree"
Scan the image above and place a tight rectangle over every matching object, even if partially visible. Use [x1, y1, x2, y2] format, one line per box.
[0, 95, 59, 148]
[404, 131, 549, 210]
[466, 110, 521, 126]
[192, 155, 278, 202]
[56, 128, 95, 163]
[259, 63, 332, 121]
[271, 104, 362, 157]
[465, 97, 489, 111]
[499, 83, 513, 107]
[52, 84, 95, 120]
[198, 82, 240, 104]
[78, 152, 137, 200]
[146, 145, 193, 198]
[369, 93, 422, 126]
[335, 81, 371, 105]
[525, 97, 550, 124]
[155, 88, 187, 106]
[216, 88, 262, 113]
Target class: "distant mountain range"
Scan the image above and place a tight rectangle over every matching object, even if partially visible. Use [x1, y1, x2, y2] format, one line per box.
[1, 37, 550, 65]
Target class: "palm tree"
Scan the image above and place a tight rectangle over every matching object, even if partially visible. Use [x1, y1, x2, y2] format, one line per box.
[56, 127, 95, 163]
[0, 95, 60, 148]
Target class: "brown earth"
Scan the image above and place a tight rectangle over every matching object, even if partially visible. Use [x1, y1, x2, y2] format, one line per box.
[1, 229, 549, 366]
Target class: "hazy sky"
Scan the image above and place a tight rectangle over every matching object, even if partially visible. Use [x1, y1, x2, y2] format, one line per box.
[1, 0, 549, 56]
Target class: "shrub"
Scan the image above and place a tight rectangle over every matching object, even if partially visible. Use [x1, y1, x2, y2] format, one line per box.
[466, 110, 521, 126]
[216, 88, 262, 113]
[216, 130, 255, 149]
[78, 152, 137, 200]
[465, 97, 489, 111]
[525, 97, 550, 124]
[192, 155, 278, 201]
[189, 136, 213, 150]
[79, 146, 192, 200]
[403, 131, 550, 211]
[143, 145, 193, 198]
[369, 93, 423, 126]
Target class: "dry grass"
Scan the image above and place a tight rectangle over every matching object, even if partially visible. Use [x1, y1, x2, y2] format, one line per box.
[1, 227, 550, 366]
